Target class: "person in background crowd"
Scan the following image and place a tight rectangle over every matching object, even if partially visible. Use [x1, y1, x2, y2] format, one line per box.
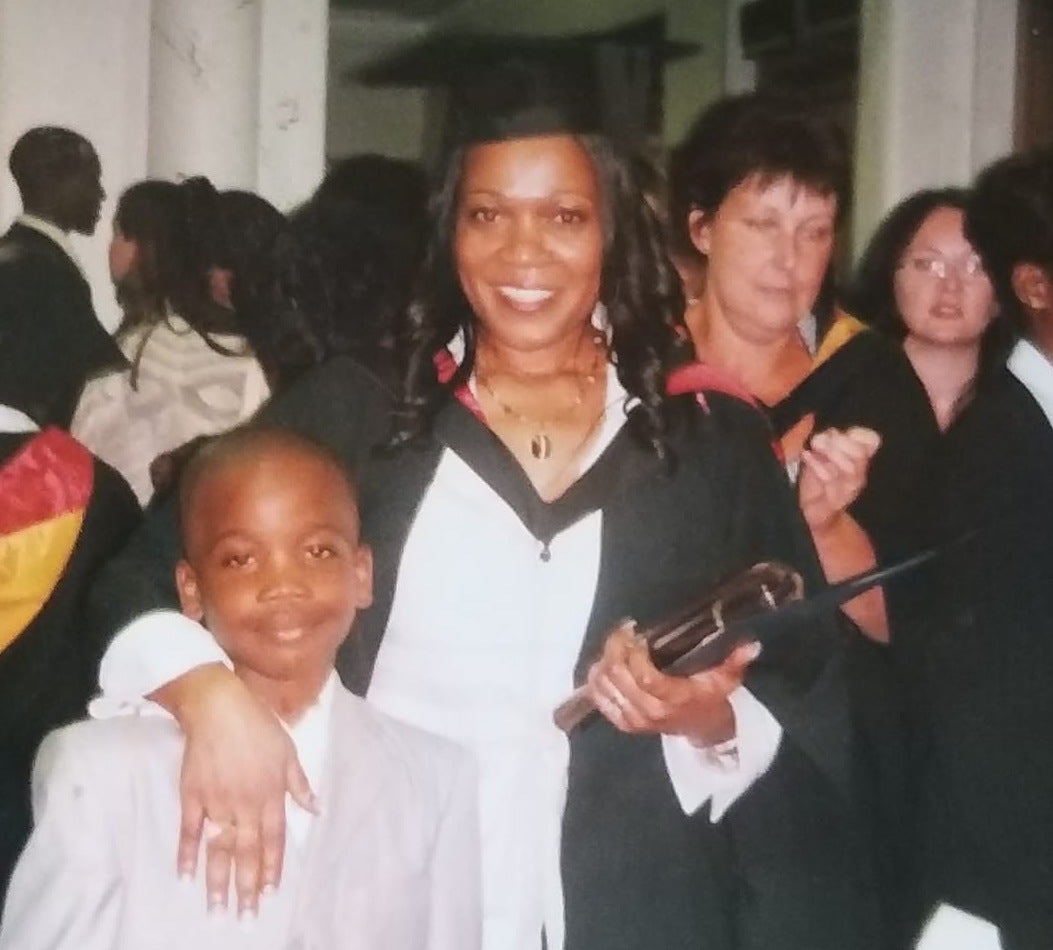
[71, 178, 269, 504]
[84, 63, 879, 950]
[0, 126, 125, 427]
[847, 189, 1006, 431]
[0, 400, 138, 910]
[916, 147, 1053, 950]
[669, 92, 941, 642]
[287, 154, 429, 377]
[207, 189, 306, 391]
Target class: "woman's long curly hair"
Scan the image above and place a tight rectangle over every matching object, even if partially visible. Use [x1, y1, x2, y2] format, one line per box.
[389, 133, 686, 461]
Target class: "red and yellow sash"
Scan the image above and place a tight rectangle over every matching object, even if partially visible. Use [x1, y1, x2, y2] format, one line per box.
[0, 428, 93, 652]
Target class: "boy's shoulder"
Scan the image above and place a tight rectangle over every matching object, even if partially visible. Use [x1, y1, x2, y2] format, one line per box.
[36, 714, 184, 789]
[330, 686, 474, 793]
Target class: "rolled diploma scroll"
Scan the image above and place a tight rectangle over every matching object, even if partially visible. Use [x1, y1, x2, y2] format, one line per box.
[553, 562, 804, 732]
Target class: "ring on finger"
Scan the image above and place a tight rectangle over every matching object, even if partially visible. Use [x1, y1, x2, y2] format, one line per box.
[204, 819, 236, 842]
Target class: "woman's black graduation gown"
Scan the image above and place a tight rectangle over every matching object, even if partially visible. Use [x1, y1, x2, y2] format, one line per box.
[88, 356, 883, 950]
[768, 311, 942, 947]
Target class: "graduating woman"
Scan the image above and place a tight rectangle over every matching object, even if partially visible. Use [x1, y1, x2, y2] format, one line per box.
[87, 66, 878, 950]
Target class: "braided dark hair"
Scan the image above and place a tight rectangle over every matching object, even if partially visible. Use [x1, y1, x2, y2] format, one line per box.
[389, 133, 685, 461]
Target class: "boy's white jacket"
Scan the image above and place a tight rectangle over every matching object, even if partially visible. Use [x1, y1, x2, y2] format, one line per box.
[0, 684, 480, 950]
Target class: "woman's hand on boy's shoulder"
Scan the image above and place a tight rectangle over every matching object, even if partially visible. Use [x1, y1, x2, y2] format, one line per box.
[159, 665, 317, 918]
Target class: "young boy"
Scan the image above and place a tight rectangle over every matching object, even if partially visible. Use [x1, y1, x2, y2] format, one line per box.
[0, 426, 480, 950]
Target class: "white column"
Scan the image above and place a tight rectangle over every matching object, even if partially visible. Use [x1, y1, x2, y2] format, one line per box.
[257, 0, 329, 210]
[148, 0, 262, 190]
[0, 0, 152, 330]
[149, 0, 328, 209]
[852, 0, 1018, 257]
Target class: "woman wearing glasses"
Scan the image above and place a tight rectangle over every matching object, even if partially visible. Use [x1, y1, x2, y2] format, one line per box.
[847, 189, 1005, 431]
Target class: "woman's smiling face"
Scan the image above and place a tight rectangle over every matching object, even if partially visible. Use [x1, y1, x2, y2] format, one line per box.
[454, 134, 604, 354]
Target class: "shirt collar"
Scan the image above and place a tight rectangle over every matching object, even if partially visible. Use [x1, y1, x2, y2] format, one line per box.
[1007, 339, 1053, 431]
[282, 671, 337, 845]
[0, 403, 40, 434]
[16, 213, 85, 277]
[283, 670, 337, 787]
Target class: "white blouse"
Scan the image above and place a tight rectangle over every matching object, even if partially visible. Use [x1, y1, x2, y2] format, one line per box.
[71, 316, 269, 503]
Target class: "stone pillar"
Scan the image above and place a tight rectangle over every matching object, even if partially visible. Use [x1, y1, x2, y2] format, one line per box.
[148, 0, 263, 190]
[149, 0, 328, 209]
[257, 0, 329, 210]
[852, 0, 1018, 257]
[0, 0, 152, 329]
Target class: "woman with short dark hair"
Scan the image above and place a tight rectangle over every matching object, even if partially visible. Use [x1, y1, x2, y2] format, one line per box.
[669, 93, 940, 640]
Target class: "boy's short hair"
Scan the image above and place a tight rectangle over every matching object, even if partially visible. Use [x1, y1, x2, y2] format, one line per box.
[177, 424, 359, 552]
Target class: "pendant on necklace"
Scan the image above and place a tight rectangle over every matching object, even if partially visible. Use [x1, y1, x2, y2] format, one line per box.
[531, 432, 552, 461]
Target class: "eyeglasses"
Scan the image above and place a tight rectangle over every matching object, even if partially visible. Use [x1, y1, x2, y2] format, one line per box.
[899, 254, 987, 282]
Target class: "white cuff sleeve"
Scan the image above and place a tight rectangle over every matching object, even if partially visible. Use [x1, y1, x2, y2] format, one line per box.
[661, 686, 783, 822]
[89, 609, 230, 719]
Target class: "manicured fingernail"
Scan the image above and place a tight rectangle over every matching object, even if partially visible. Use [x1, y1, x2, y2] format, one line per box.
[261, 882, 276, 896]
[746, 643, 762, 661]
[207, 899, 227, 917]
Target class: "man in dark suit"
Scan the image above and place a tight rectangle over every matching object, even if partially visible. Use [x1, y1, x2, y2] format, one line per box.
[0, 126, 125, 428]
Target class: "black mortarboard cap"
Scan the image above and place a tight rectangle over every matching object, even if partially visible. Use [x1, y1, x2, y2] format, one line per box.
[443, 58, 602, 152]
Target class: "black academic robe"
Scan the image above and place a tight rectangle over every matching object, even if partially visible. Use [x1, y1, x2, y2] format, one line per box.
[769, 316, 942, 947]
[0, 429, 140, 906]
[917, 370, 1053, 948]
[88, 355, 882, 950]
[0, 223, 126, 428]
[768, 317, 941, 567]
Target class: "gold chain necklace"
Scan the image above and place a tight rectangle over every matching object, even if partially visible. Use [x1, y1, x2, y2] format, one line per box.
[476, 337, 605, 461]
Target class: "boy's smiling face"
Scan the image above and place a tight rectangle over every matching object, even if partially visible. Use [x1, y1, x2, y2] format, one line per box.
[175, 439, 372, 706]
